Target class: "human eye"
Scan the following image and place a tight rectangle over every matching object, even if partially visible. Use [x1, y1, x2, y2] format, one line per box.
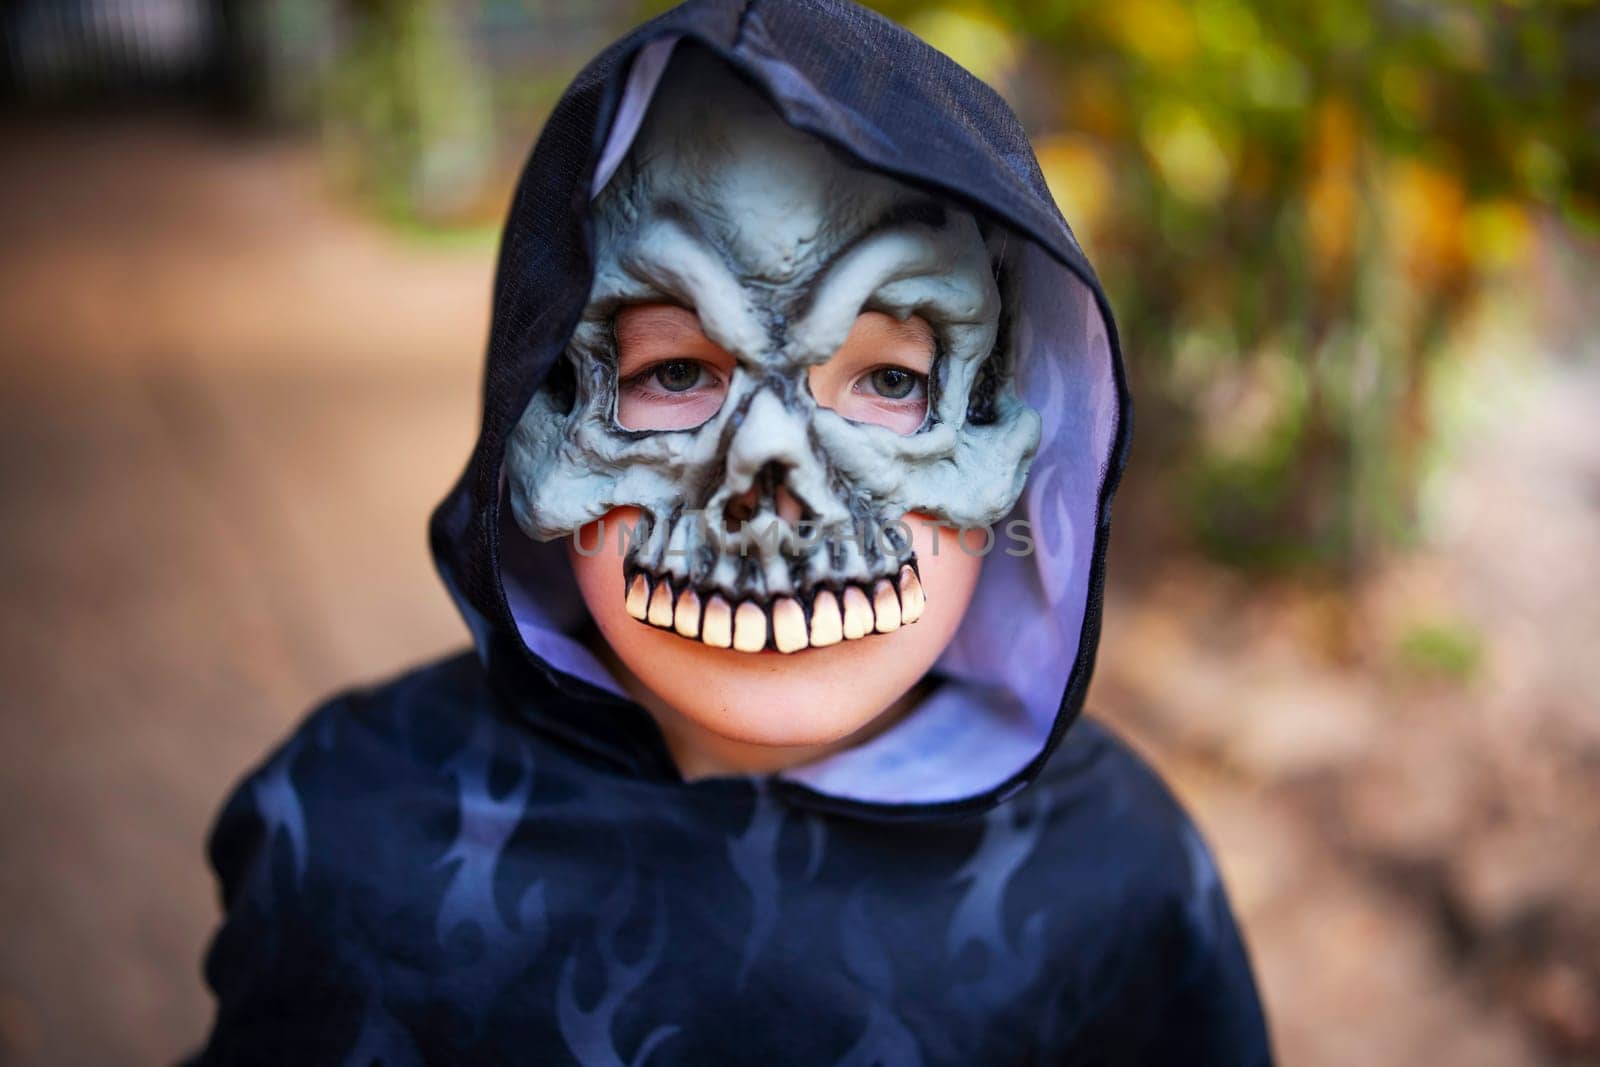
[856, 365, 926, 403]
[612, 303, 735, 431]
[617, 358, 728, 430]
[822, 362, 927, 434]
[643, 359, 709, 393]
[809, 310, 935, 435]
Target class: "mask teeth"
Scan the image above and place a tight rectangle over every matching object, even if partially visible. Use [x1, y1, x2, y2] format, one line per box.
[808, 590, 844, 648]
[647, 581, 675, 628]
[624, 573, 651, 621]
[622, 566, 927, 654]
[673, 588, 702, 639]
[771, 597, 808, 653]
[841, 585, 874, 640]
[701, 593, 733, 648]
[897, 564, 925, 624]
[732, 601, 768, 653]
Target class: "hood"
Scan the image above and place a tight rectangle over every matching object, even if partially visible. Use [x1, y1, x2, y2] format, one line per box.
[429, 0, 1130, 821]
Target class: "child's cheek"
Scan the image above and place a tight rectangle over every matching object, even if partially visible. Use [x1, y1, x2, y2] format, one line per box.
[903, 510, 985, 621]
[567, 506, 643, 630]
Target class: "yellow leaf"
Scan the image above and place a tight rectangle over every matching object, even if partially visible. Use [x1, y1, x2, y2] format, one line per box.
[1464, 200, 1532, 272]
[1142, 103, 1234, 206]
[1099, 0, 1198, 67]
[905, 9, 1019, 88]
[1035, 134, 1114, 242]
[1385, 157, 1467, 286]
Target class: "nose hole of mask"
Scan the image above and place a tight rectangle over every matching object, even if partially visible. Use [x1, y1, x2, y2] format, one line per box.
[722, 460, 814, 533]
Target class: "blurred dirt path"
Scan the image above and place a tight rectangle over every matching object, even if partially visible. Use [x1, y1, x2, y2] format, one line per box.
[0, 115, 488, 1064]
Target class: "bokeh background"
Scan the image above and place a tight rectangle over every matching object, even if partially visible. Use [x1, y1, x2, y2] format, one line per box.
[2, 1, 1597, 1063]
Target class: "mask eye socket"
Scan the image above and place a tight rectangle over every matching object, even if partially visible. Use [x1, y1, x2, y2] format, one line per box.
[613, 304, 734, 431]
[809, 312, 934, 435]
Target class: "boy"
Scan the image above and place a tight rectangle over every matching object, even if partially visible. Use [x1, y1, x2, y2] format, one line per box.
[194, 2, 1271, 1063]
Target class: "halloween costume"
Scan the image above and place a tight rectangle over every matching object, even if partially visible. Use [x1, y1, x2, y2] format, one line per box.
[505, 49, 1038, 653]
[194, 2, 1271, 1063]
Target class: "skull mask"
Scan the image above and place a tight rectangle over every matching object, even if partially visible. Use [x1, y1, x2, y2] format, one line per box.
[506, 51, 1041, 655]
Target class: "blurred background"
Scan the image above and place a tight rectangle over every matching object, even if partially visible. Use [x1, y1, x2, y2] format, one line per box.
[1, 0, 1596, 1063]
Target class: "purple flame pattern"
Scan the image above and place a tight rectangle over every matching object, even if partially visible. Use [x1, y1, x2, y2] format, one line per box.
[194, 655, 1268, 1064]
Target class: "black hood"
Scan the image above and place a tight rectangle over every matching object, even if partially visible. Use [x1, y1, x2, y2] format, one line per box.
[429, 0, 1132, 821]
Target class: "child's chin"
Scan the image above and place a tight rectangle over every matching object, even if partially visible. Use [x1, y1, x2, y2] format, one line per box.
[626, 624, 933, 747]
[667, 682, 888, 751]
[685, 709, 865, 751]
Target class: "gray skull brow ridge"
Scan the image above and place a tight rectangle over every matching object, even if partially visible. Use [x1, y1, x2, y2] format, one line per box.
[506, 54, 1041, 654]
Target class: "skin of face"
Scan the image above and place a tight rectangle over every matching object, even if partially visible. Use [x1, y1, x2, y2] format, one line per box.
[570, 305, 985, 779]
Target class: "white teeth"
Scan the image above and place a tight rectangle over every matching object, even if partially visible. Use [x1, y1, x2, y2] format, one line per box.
[809, 590, 843, 647]
[674, 588, 701, 639]
[771, 598, 808, 653]
[625, 574, 650, 621]
[898, 565, 925, 624]
[702, 595, 733, 648]
[647, 581, 675, 628]
[733, 601, 768, 652]
[872, 578, 901, 633]
[841, 585, 873, 640]
[625, 570, 921, 652]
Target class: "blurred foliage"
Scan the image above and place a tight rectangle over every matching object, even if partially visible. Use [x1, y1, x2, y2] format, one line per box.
[321, 0, 494, 222]
[859, 0, 1599, 573]
[1396, 617, 1485, 680]
[313, 2, 641, 225]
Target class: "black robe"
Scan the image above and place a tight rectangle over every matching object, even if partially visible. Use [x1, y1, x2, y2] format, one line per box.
[193, 2, 1272, 1063]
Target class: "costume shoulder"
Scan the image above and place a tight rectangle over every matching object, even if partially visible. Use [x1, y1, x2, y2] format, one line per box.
[205, 650, 493, 895]
[1016, 716, 1274, 1066]
[193, 651, 514, 1065]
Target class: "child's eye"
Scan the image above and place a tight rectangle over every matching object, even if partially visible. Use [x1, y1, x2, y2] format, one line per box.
[865, 366, 920, 400]
[611, 304, 736, 430]
[651, 359, 705, 393]
[855, 365, 926, 402]
[617, 359, 728, 430]
[625, 359, 719, 395]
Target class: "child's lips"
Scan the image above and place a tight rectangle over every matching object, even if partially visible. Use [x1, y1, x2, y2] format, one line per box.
[622, 564, 925, 654]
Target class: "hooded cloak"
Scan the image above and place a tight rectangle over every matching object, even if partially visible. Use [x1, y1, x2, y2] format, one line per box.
[194, 2, 1271, 1063]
